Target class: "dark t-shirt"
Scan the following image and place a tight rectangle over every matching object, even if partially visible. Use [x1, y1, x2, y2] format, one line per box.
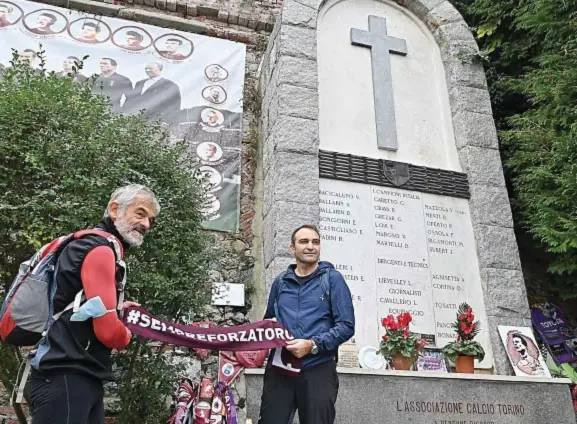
[295, 272, 314, 285]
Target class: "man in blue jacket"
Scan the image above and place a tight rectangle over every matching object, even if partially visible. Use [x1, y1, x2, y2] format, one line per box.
[258, 224, 355, 424]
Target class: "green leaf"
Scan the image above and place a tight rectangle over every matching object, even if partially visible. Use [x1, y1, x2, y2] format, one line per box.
[477, 20, 500, 38]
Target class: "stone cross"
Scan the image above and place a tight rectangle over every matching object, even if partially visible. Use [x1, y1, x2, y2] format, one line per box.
[351, 15, 407, 151]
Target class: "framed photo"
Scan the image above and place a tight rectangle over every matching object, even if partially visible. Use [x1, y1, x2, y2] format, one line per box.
[416, 348, 449, 372]
[498, 326, 551, 378]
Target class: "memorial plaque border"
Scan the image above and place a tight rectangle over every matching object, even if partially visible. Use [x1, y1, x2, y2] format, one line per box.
[319, 150, 470, 199]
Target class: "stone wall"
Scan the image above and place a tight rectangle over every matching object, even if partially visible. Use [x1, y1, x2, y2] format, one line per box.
[0, 0, 275, 421]
[246, 369, 576, 423]
[37, 0, 282, 41]
[259, 1, 320, 293]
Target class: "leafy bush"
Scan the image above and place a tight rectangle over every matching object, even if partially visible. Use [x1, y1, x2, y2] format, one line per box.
[114, 341, 178, 424]
[0, 50, 215, 421]
[456, 0, 577, 299]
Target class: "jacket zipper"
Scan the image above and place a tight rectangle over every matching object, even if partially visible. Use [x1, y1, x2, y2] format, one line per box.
[298, 284, 302, 333]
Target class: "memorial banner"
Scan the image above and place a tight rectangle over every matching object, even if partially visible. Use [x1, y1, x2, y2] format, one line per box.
[123, 306, 293, 351]
[531, 302, 577, 364]
[0, 0, 246, 232]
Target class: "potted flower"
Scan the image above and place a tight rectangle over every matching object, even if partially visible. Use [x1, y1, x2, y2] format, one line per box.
[441, 302, 485, 373]
[378, 312, 427, 370]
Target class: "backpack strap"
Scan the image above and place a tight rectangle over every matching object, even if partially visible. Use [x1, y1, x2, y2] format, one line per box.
[52, 290, 85, 322]
[273, 271, 287, 321]
[320, 270, 331, 303]
[74, 229, 124, 258]
[320, 269, 335, 324]
[73, 229, 127, 311]
[321, 269, 339, 363]
[12, 352, 32, 405]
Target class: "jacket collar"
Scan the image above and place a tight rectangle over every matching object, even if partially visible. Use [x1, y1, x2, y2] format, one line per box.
[285, 262, 332, 284]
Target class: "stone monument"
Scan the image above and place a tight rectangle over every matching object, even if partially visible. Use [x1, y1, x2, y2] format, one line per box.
[248, 0, 576, 422]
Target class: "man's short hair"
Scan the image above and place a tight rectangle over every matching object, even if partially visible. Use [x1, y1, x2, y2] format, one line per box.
[166, 38, 183, 45]
[126, 30, 143, 41]
[101, 57, 117, 67]
[39, 12, 57, 23]
[148, 62, 163, 71]
[104, 184, 160, 218]
[291, 224, 320, 244]
[82, 21, 100, 31]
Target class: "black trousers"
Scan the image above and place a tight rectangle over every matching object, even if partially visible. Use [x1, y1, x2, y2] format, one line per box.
[28, 371, 105, 424]
[258, 360, 339, 424]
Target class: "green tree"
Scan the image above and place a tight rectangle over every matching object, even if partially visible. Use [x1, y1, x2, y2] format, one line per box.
[455, 0, 577, 299]
[0, 51, 215, 422]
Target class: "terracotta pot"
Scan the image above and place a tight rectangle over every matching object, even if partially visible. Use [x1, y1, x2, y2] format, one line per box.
[455, 355, 475, 374]
[392, 354, 412, 370]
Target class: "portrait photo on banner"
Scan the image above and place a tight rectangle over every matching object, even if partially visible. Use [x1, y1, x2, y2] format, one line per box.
[0, 0, 246, 233]
[498, 326, 551, 378]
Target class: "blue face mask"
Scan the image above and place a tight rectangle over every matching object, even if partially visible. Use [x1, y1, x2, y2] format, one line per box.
[70, 296, 116, 322]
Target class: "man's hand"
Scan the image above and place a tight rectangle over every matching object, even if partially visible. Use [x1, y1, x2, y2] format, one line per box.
[286, 339, 312, 358]
[122, 300, 140, 310]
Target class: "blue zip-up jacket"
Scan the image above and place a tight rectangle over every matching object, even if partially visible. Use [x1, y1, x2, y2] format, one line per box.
[264, 261, 355, 370]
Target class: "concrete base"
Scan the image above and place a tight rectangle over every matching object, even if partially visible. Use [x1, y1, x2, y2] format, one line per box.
[245, 368, 575, 423]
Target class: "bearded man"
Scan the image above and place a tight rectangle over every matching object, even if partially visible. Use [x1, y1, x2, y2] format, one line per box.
[27, 184, 160, 424]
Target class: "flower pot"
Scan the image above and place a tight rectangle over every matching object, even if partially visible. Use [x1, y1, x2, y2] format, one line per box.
[455, 355, 475, 374]
[392, 354, 412, 370]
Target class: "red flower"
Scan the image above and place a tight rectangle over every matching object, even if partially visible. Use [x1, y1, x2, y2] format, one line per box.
[382, 335, 388, 342]
[382, 315, 395, 328]
[398, 312, 413, 327]
[467, 307, 473, 315]
[390, 321, 399, 331]
[467, 315, 474, 323]
[403, 329, 409, 339]
[459, 314, 467, 321]
[460, 322, 468, 331]
[464, 327, 473, 335]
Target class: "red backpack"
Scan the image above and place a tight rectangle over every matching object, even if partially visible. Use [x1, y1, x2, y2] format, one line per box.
[0, 229, 125, 346]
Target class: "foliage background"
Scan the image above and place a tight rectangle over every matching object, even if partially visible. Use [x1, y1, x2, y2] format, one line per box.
[452, 0, 577, 305]
[0, 53, 216, 423]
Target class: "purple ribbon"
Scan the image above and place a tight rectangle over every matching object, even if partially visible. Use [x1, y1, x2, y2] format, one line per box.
[216, 382, 237, 424]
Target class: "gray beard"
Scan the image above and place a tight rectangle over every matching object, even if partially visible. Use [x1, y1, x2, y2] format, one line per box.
[115, 215, 144, 247]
